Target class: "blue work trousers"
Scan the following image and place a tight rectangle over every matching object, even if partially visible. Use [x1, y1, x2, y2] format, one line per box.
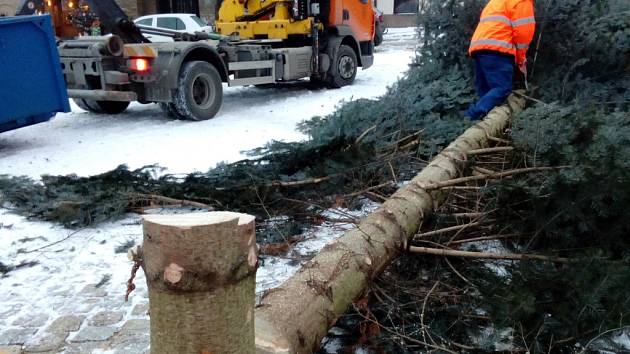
[466, 52, 514, 120]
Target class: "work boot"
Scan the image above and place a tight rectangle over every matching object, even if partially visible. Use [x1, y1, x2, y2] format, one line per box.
[462, 108, 481, 121]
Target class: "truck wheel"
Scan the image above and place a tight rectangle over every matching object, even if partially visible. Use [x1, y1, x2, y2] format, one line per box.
[328, 45, 358, 88]
[309, 75, 327, 88]
[159, 102, 186, 119]
[374, 22, 384, 47]
[173, 61, 223, 121]
[73, 99, 129, 114]
[95, 101, 130, 114]
[74, 98, 103, 113]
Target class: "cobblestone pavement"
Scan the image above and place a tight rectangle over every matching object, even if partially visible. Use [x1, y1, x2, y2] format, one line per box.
[0, 210, 330, 354]
[0, 212, 370, 354]
[0, 280, 151, 354]
[0, 207, 376, 354]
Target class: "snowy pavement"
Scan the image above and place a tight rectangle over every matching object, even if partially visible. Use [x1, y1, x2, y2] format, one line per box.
[0, 28, 417, 353]
[0, 28, 417, 179]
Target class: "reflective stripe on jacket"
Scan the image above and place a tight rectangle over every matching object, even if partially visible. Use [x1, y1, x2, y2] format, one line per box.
[469, 0, 536, 64]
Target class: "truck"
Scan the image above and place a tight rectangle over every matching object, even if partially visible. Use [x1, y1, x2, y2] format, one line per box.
[16, 0, 375, 121]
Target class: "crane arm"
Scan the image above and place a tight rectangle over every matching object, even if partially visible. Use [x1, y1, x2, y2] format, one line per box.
[82, 0, 149, 43]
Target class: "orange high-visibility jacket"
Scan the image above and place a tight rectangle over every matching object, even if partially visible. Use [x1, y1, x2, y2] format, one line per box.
[468, 0, 536, 65]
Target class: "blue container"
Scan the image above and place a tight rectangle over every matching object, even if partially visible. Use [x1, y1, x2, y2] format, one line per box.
[0, 14, 70, 133]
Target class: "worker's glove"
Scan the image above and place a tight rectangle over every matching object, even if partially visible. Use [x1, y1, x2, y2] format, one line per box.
[518, 61, 529, 91]
[518, 61, 527, 76]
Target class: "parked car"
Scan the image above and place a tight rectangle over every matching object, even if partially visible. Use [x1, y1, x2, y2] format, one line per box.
[134, 13, 213, 42]
[374, 8, 385, 46]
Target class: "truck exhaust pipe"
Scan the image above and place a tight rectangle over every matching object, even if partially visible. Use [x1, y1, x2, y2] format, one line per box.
[59, 35, 124, 57]
[104, 35, 124, 57]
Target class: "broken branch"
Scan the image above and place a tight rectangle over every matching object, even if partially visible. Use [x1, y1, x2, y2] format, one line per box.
[129, 193, 213, 210]
[408, 246, 570, 263]
[417, 166, 567, 190]
[467, 146, 514, 155]
[446, 233, 523, 245]
[414, 222, 480, 240]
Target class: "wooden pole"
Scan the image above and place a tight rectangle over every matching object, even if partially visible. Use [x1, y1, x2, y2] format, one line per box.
[142, 211, 257, 354]
[254, 94, 526, 353]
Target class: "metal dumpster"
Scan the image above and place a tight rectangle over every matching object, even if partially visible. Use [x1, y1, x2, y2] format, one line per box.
[0, 14, 70, 133]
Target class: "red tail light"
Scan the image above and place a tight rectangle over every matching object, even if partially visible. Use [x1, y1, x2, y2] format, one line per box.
[129, 58, 150, 72]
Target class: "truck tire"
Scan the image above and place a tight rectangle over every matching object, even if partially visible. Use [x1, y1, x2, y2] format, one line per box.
[309, 75, 327, 88]
[159, 102, 186, 120]
[74, 98, 130, 114]
[74, 98, 103, 113]
[374, 22, 384, 47]
[328, 45, 358, 88]
[96, 101, 130, 114]
[173, 61, 223, 121]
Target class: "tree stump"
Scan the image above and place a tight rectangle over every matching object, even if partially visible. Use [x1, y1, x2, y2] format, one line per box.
[142, 211, 257, 354]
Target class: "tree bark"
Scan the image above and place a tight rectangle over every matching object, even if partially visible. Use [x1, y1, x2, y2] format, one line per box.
[254, 95, 525, 353]
[142, 211, 258, 354]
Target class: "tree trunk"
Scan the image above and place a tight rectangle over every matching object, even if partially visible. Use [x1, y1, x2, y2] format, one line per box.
[254, 95, 525, 353]
[142, 211, 258, 354]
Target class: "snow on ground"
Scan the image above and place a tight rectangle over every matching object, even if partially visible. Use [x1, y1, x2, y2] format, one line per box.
[255, 202, 378, 293]
[0, 28, 417, 349]
[0, 29, 417, 179]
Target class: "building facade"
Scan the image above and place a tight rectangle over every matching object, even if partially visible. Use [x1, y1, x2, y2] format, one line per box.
[375, 0, 420, 28]
[3, 0, 218, 22]
[1, 0, 21, 16]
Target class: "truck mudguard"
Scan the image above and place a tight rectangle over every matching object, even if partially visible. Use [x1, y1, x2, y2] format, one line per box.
[327, 26, 363, 67]
[144, 41, 228, 101]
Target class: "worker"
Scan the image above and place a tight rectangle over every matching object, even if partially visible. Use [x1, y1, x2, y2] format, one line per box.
[465, 0, 536, 120]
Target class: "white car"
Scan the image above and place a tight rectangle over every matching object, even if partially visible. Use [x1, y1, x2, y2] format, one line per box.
[134, 13, 213, 42]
